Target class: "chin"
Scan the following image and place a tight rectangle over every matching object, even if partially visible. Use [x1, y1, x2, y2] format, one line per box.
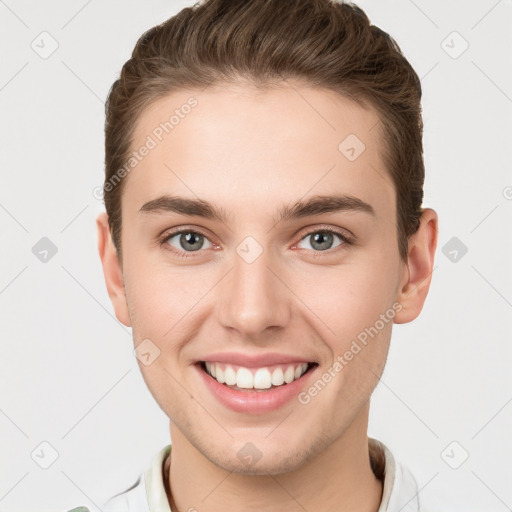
[207, 443, 316, 476]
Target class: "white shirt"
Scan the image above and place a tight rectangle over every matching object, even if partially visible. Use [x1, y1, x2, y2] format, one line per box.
[66, 438, 420, 512]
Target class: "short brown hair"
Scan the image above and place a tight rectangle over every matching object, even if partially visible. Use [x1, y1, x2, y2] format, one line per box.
[104, 0, 424, 263]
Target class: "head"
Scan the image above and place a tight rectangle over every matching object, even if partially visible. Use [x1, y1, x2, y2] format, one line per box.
[97, 0, 437, 474]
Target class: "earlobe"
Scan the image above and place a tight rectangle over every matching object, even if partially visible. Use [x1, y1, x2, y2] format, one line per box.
[96, 212, 132, 327]
[394, 208, 439, 324]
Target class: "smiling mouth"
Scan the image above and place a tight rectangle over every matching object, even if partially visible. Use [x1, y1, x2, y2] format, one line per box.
[198, 361, 319, 392]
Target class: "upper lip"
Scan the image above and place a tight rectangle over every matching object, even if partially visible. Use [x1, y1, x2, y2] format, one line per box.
[197, 352, 317, 368]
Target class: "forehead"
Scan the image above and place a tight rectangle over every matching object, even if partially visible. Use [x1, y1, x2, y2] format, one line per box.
[123, 81, 394, 223]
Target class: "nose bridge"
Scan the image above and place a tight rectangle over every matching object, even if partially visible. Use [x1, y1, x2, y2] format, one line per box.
[217, 244, 290, 337]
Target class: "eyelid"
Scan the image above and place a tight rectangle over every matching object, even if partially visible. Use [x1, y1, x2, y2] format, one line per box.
[295, 224, 354, 244]
[159, 225, 214, 242]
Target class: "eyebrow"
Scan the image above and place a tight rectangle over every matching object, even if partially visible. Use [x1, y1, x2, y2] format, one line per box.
[139, 194, 376, 224]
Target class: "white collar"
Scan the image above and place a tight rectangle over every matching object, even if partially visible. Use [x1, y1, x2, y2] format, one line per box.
[103, 438, 420, 512]
[371, 438, 420, 511]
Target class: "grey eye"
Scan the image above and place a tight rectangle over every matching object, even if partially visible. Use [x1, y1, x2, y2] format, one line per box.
[297, 231, 344, 251]
[167, 231, 213, 252]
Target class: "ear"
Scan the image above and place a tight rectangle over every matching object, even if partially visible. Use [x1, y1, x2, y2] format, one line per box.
[96, 212, 131, 327]
[394, 208, 438, 324]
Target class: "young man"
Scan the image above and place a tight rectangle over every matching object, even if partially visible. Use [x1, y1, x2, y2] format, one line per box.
[68, 0, 438, 510]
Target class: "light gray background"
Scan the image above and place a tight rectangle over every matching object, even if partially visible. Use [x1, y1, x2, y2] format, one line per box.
[1, 0, 511, 510]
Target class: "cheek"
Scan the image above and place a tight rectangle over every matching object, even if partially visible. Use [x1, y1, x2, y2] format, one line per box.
[291, 263, 396, 335]
[288, 262, 397, 391]
[124, 256, 205, 330]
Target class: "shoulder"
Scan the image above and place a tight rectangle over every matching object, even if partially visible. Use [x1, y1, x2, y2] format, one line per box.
[62, 444, 172, 512]
[61, 475, 148, 512]
[102, 474, 149, 512]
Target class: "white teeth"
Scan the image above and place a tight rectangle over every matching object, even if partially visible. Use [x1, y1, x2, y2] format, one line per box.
[253, 368, 272, 389]
[236, 367, 253, 389]
[284, 365, 295, 384]
[224, 365, 237, 386]
[271, 367, 284, 386]
[215, 366, 225, 383]
[204, 362, 310, 390]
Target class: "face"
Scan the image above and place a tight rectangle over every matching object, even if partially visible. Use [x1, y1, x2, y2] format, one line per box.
[98, 81, 435, 475]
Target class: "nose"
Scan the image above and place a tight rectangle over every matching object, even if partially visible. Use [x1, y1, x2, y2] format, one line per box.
[217, 248, 291, 339]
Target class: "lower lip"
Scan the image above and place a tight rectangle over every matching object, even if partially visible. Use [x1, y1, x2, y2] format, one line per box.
[195, 362, 318, 414]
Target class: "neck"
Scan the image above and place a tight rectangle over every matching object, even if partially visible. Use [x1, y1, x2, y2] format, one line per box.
[166, 406, 383, 512]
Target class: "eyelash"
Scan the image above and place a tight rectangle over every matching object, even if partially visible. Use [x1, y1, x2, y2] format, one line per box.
[158, 226, 354, 260]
